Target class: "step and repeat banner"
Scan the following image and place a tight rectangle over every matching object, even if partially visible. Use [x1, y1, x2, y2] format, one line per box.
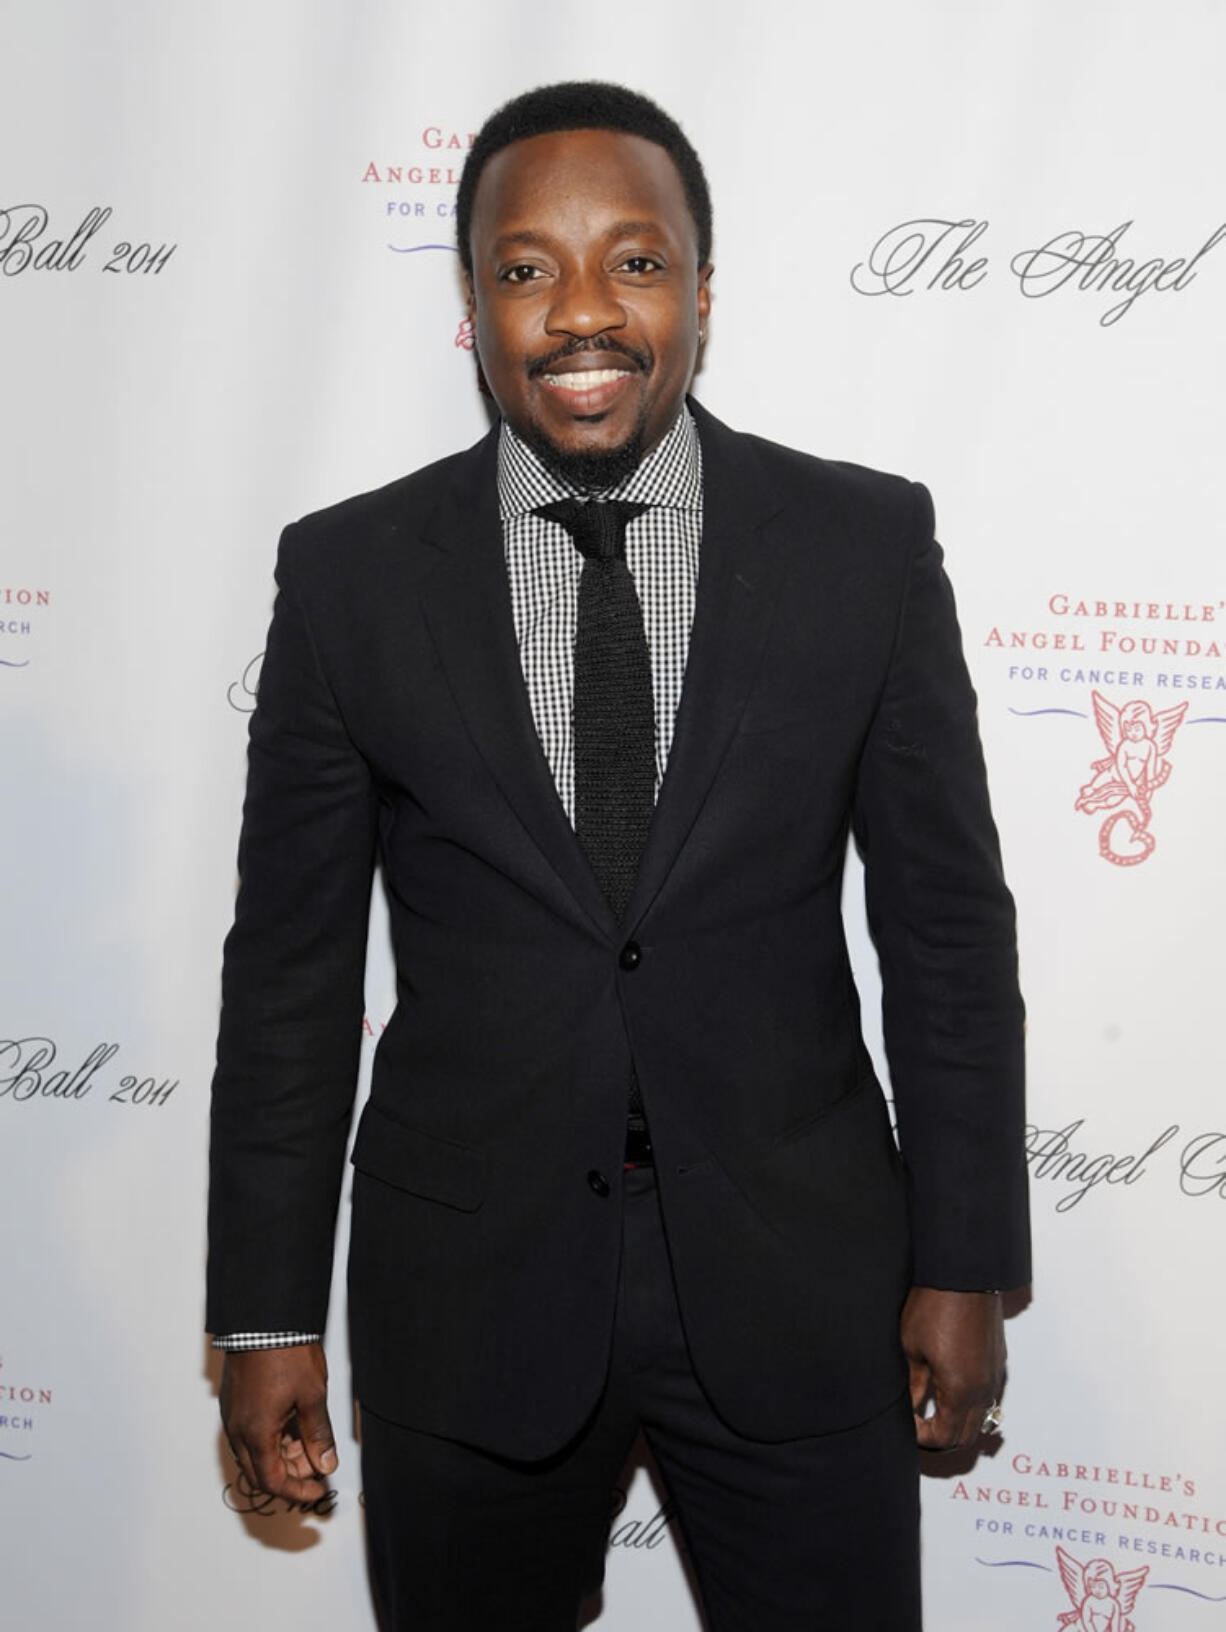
[3, 1, 1223, 1627]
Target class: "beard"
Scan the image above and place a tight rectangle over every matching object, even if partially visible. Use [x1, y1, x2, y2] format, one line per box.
[520, 336, 653, 492]
[521, 413, 649, 493]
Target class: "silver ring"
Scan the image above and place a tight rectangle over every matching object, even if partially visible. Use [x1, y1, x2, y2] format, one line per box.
[981, 1403, 1003, 1435]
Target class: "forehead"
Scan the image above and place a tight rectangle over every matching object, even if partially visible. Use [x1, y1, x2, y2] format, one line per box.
[470, 128, 695, 252]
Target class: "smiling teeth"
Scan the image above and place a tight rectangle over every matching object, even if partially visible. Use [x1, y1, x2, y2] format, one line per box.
[543, 369, 630, 388]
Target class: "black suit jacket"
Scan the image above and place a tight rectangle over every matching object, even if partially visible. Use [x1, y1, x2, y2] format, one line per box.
[208, 401, 1029, 1460]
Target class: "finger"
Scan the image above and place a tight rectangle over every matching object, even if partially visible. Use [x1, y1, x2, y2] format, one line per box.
[952, 1401, 989, 1450]
[280, 1431, 315, 1483]
[915, 1405, 958, 1450]
[228, 1436, 262, 1498]
[295, 1394, 339, 1479]
[249, 1427, 299, 1500]
[266, 1461, 331, 1502]
[278, 1431, 337, 1498]
[248, 1447, 328, 1502]
[911, 1380, 955, 1449]
[233, 1429, 301, 1500]
[917, 1408, 975, 1450]
[242, 1415, 327, 1502]
[915, 1382, 987, 1451]
[906, 1353, 932, 1416]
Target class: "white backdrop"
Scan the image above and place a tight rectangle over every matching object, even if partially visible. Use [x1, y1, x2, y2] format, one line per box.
[3, 2, 1225, 1627]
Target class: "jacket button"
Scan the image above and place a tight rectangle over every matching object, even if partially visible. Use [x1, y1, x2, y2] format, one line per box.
[587, 1170, 611, 1197]
[619, 941, 642, 971]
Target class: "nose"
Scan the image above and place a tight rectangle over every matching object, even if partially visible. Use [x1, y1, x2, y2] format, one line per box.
[544, 263, 626, 339]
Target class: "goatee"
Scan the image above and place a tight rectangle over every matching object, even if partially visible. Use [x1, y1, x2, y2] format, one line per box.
[520, 336, 653, 491]
[524, 421, 647, 493]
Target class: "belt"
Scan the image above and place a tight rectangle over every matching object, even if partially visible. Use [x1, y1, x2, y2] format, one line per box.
[623, 1122, 654, 1168]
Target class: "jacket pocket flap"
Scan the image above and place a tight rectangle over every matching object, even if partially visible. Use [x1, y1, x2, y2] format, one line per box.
[350, 1101, 487, 1212]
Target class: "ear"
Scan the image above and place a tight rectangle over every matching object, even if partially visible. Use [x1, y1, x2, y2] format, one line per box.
[462, 271, 476, 323]
[697, 263, 713, 324]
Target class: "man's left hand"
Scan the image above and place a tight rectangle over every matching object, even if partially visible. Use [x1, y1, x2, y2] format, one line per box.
[900, 1286, 1005, 1451]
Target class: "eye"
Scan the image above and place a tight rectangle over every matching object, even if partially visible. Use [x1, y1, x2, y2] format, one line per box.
[617, 255, 663, 274]
[500, 263, 545, 284]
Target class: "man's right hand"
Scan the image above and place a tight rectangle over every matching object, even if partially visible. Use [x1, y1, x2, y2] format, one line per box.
[220, 1342, 337, 1501]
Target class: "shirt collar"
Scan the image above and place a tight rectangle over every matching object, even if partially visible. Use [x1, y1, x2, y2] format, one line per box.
[497, 404, 702, 522]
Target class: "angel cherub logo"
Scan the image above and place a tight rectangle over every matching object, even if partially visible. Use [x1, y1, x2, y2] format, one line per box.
[1055, 1547, 1148, 1631]
[1074, 693, 1187, 867]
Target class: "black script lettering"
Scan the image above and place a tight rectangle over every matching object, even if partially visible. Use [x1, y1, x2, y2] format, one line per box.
[103, 239, 176, 276]
[850, 218, 990, 297]
[1011, 221, 1226, 326]
[145, 243, 175, 275]
[46, 206, 111, 270]
[1179, 1132, 1226, 1199]
[110, 1075, 153, 1104]
[222, 1468, 338, 1518]
[0, 1036, 55, 1100]
[610, 1501, 677, 1550]
[0, 205, 112, 275]
[1168, 224, 1226, 291]
[0, 205, 49, 274]
[634, 1502, 676, 1550]
[1124, 1124, 1181, 1186]
[1024, 1119, 1178, 1211]
[227, 651, 263, 713]
[0, 1037, 117, 1102]
[109, 1075, 177, 1107]
[0, 1037, 176, 1109]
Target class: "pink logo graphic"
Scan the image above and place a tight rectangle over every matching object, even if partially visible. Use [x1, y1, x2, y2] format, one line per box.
[1074, 692, 1187, 866]
[1055, 1546, 1148, 1630]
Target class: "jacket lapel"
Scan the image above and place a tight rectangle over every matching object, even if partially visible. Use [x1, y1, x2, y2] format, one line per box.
[415, 405, 789, 942]
[624, 402, 790, 929]
[417, 429, 620, 939]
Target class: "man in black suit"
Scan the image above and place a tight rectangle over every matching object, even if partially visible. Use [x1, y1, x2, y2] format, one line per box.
[209, 81, 1029, 1630]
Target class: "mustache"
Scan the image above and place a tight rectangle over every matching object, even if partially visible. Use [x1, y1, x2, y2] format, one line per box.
[527, 336, 652, 378]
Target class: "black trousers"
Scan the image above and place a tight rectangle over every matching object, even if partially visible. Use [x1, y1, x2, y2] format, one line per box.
[361, 1166, 921, 1630]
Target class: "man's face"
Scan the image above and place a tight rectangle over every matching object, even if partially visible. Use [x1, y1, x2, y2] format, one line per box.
[465, 127, 712, 488]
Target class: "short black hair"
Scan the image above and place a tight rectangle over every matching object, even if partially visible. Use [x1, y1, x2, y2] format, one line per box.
[456, 80, 712, 273]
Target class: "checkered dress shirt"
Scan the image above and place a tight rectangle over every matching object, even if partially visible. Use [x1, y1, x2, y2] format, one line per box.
[213, 406, 703, 1352]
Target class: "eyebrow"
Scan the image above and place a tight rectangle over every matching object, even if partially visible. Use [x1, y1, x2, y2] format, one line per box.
[602, 220, 666, 240]
[491, 220, 668, 253]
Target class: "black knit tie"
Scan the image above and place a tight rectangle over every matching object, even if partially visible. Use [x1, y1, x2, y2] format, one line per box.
[535, 498, 655, 921]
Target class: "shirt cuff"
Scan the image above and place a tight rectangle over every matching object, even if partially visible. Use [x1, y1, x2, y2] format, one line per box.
[210, 1332, 321, 1351]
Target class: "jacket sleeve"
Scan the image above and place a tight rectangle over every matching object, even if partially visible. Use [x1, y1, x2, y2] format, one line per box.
[207, 524, 379, 1336]
[852, 482, 1031, 1291]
